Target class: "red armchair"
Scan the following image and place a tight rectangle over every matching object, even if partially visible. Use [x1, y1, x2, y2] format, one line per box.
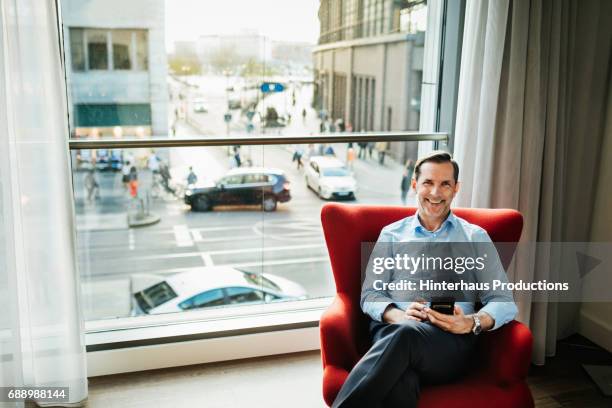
[320, 203, 534, 407]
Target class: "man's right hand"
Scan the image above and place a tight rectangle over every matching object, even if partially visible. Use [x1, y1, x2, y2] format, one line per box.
[382, 302, 428, 324]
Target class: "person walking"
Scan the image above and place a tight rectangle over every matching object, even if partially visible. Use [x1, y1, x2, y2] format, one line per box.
[375, 141, 389, 165]
[400, 160, 415, 205]
[293, 145, 304, 170]
[187, 166, 198, 185]
[128, 165, 138, 198]
[84, 169, 100, 202]
[302, 108, 307, 122]
[122, 160, 131, 190]
[346, 146, 356, 170]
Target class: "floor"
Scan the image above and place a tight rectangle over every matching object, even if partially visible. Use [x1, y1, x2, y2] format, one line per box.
[53, 334, 611, 408]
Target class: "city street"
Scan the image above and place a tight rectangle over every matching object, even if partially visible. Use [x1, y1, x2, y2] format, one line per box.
[75, 75, 415, 320]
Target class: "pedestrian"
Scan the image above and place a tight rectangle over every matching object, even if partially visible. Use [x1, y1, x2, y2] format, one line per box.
[128, 165, 138, 198]
[346, 146, 356, 170]
[329, 120, 336, 133]
[187, 166, 197, 185]
[159, 161, 175, 194]
[302, 108, 307, 122]
[148, 151, 160, 174]
[122, 160, 131, 190]
[233, 146, 242, 167]
[292, 146, 304, 170]
[84, 169, 100, 202]
[337, 118, 346, 132]
[375, 141, 388, 165]
[400, 161, 415, 205]
[324, 144, 335, 156]
[367, 141, 374, 159]
[358, 142, 368, 159]
[320, 120, 326, 133]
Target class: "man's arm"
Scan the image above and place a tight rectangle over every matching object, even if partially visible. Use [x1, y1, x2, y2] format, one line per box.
[360, 230, 396, 321]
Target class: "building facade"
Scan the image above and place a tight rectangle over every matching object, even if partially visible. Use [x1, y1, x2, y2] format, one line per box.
[62, 0, 168, 138]
[313, 0, 426, 162]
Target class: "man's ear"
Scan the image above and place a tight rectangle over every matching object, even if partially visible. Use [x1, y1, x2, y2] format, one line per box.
[411, 178, 417, 190]
[454, 181, 460, 194]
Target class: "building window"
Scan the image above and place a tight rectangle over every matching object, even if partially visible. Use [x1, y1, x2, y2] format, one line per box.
[87, 30, 109, 70]
[112, 30, 132, 70]
[69, 28, 149, 72]
[69, 28, 85, 71]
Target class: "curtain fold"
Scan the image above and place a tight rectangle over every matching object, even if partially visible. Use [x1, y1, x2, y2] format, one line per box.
[454, 0, 611, 364]
[0, 0, 88, 405]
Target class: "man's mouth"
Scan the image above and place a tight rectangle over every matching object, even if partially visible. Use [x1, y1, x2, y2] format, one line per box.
[425, 198, 444, 207]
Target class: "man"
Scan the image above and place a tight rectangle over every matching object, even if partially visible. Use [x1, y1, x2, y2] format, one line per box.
[332, 151, 518, 408]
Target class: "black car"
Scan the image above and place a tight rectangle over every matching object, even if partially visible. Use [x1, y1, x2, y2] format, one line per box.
[184, 168, 291, 212]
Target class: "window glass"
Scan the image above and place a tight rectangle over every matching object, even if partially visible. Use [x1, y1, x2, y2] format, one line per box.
[226, 287, 264, 304]
[179, 289, 225, 310]
[87, 30, 108, 70]
[112, 30, 132, 70]
[222, 175, 243, 185]
[70, 28, 85, 71]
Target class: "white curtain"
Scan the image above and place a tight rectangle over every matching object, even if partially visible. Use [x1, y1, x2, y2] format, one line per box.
[454, 0, 611, 364]
[0, 0, 88, 406]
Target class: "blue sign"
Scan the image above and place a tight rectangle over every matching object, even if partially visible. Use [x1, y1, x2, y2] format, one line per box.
[260, 82, 285, 93]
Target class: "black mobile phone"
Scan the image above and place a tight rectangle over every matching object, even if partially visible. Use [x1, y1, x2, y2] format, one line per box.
[430, 297, 455, 315]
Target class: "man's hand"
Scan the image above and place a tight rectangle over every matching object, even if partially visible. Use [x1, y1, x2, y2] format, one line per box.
[383, 302, 428, 324]
[424, 305, 474, 334]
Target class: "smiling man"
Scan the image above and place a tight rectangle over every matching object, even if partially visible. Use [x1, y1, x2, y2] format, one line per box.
[332, 151, 518, 408]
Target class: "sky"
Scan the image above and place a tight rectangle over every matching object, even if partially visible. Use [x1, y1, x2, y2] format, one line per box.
[165, 0, 320, 49]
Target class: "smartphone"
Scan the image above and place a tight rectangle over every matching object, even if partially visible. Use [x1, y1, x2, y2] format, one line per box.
[430, 296, 455, 315]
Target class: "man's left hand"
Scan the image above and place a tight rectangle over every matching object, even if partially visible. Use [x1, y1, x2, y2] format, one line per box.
[424, 305, 473, 334]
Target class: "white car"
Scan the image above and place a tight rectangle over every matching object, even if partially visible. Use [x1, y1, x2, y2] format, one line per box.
[130, 266, 307, 315]
[192, 98, 208, 113]
[305, 156, 357, 200]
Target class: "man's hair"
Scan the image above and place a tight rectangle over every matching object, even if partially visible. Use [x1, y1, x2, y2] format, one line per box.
[414, 151, 459, 183]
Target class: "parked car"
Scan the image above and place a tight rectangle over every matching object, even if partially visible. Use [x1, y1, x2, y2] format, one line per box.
[130, 266, 307, 315]
[184, 167, 291, 212]
[192, 98, 208, 113]
[305, 156, 357, 200]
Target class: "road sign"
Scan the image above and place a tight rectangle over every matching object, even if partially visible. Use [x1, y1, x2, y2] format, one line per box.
[246, 123, 255, 133]
[246, 110, 256, 121]
[260, 82, 285, 93]
[224, 112, 232, 123]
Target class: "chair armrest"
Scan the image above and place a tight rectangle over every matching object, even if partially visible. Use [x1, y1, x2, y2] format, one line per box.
[320, 294, 367, 371]
[479, 320, 533, 386]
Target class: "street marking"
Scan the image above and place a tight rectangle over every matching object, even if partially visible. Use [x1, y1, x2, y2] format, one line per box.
[191, 229, 203, 241]
[173, 225, 194, 247]
[201, 253, 214, 266]
[128, 229, 135, 250]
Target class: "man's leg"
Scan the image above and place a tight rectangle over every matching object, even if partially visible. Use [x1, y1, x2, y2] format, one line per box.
[332, 320, 476, 408]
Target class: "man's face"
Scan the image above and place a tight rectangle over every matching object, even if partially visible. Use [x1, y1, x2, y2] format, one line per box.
[412, 161, 459, 221]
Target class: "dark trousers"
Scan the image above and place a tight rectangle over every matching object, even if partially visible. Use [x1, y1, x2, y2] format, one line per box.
[332, 319, 477, 408]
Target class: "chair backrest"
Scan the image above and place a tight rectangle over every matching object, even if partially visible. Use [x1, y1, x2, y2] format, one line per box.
[320, 203, 523, 302]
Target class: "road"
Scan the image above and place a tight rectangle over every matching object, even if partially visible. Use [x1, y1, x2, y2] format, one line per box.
[75, 75, 415, 320]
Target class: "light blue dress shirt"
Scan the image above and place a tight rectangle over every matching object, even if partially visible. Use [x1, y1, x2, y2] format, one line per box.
[361, 211, 518, 330]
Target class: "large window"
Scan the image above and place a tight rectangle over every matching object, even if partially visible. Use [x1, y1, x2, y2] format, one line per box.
[61, 0, 442, 328]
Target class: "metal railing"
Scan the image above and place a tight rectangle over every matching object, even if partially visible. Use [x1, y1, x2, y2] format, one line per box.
[67, 131, 448, 150]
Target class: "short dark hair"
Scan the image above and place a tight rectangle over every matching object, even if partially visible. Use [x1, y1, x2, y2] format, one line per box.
[414, 151, 459, 183]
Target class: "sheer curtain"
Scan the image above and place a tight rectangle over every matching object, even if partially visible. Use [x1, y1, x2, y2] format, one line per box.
[454, 0, 611, 364]
[0, 0, 88, 406]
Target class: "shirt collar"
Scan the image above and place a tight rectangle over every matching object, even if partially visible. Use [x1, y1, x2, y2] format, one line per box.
[412, 211, 456, 234]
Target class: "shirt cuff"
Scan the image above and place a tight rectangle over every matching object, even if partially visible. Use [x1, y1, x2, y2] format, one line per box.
[479, 301, 518, 331]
